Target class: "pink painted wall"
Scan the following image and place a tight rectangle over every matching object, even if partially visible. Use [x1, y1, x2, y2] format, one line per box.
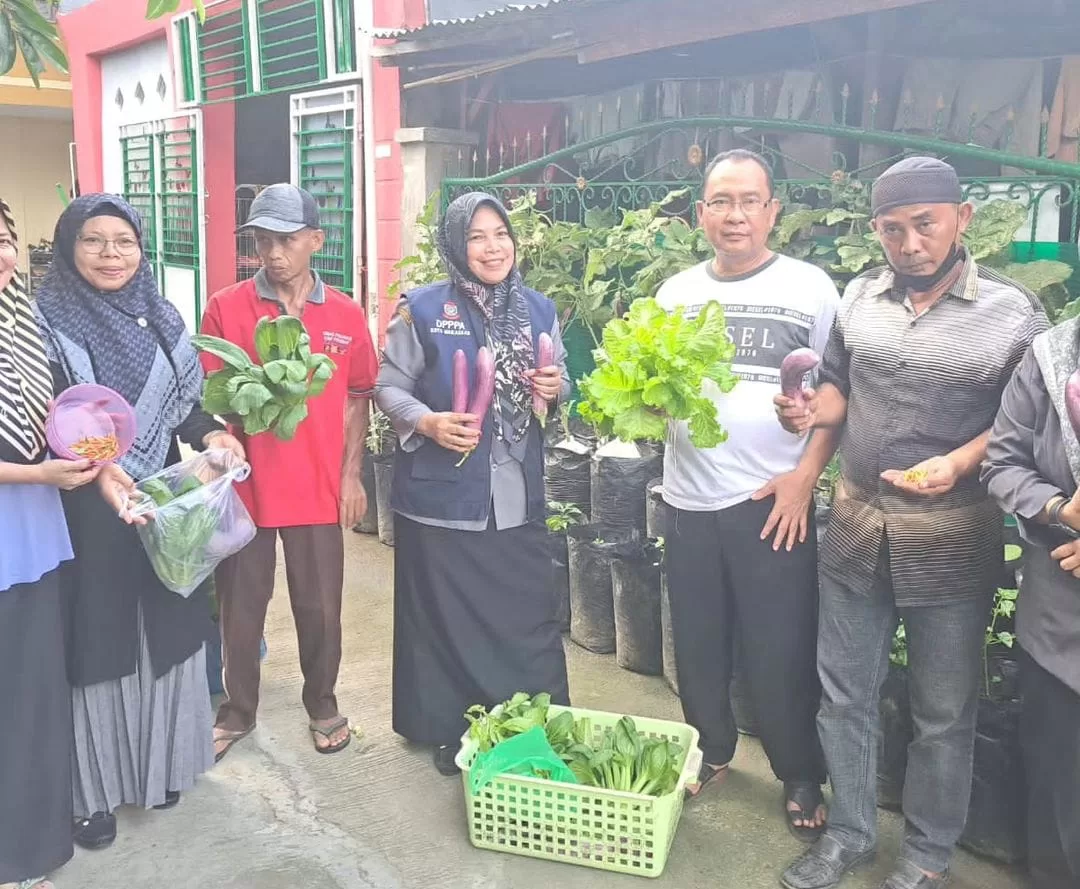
[60, 0, 237, 297]
[60, 0, 423, 318]
[372, 0, 425, 338]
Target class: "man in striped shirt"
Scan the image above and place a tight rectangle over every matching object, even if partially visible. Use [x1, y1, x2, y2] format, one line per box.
[776, 158, 1048, 889]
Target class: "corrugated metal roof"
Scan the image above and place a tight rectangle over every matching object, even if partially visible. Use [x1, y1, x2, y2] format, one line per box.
[372, 0, 594, 38]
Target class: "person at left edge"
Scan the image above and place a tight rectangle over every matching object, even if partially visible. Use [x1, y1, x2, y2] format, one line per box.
[32, 195, 244, 852]
[201, 184, 377, 761]
[376, 192, 571, 777]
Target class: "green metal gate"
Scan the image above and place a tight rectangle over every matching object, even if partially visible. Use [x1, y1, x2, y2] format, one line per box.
[291, 86, 358, 297]
[120, 115, 204, 332]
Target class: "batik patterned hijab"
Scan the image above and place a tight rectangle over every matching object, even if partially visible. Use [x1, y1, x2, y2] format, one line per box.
[33, 194, 203, 480]
[438, 192, 535, 444]
[0, 198, 52, 464]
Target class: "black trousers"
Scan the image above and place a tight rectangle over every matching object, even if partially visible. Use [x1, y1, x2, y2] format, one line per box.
[1020, 649, 1080, 889]
[666, 496, 825, 783]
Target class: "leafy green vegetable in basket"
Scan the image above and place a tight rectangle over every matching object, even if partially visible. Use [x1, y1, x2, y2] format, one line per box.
[577, 298, 737, 448]
[466, 692, 684, 797]
[191, 315, 336, 442]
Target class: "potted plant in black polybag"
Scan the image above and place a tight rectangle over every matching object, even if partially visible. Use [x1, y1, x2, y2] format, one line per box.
[367, 409, 396, 547]
[546, 501, 585, 632]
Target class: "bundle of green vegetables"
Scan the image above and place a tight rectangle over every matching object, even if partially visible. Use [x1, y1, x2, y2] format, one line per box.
[138, 475, 218, 593]
[191, 315, 336, 441]
[577, 297, 737, 449]
[465, 693, 684, 797]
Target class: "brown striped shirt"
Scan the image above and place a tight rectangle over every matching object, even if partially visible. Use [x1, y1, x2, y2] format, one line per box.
[819, 250, 1048, 605]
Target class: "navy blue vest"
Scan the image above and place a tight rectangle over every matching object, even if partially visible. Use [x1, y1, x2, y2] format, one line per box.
[391, 280, 554, 524]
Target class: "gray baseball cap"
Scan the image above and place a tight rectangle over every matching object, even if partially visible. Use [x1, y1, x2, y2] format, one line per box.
[240, 183, 321, 233]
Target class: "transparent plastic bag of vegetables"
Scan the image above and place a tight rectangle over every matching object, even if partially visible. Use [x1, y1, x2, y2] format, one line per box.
[127, 449, 257, 598]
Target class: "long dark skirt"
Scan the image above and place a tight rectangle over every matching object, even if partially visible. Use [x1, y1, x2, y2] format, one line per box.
[392, 515, 570, 747]
[0, 569, 73, 882]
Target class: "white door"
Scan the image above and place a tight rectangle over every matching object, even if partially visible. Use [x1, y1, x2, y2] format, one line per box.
[100, 39, 175, 195]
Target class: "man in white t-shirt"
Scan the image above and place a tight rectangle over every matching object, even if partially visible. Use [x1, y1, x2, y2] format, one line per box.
[657, 149, 840, 839]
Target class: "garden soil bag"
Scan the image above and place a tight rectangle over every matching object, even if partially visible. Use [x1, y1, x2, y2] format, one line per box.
[646, 477, 671, 540]
[877, 664, 913, 812]
[544, 436, 592, 516]
[611, 540, 663, 675]
[372, 453, 395, 547]
[660, 571, 679, 695]
[959, 688, 1027, 863]
[567, 524, 629, 653]
[590, 439, 663, 537]
[129, 449, 256, 598]
[548, 530, 571, 632]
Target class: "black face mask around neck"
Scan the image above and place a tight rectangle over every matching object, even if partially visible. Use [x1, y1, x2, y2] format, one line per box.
[892, 244, 963, 293]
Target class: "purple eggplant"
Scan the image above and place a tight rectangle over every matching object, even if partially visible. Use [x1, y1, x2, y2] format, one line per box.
[452, 349, 468, 414]
[467, 347, 496, 425]
[780, 348, 821, 406]
[1066, 370, 1080, 441]
[533, 332, 554, 425]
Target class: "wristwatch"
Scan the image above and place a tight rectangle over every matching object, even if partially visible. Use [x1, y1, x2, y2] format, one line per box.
[1048, 496, 1080, 539]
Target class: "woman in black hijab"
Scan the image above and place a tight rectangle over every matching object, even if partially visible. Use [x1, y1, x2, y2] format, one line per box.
[376, 193, 571, 775]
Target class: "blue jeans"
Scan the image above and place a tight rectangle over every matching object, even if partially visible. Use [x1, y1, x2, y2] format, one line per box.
[816, 559, 990, 874]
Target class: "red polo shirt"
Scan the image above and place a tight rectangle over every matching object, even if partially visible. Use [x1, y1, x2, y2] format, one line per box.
[199, 273, 377, 528]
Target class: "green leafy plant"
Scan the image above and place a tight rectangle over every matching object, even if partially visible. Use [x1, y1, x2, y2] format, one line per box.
[983, 586, 1018, 697]
[389, 193, 445, 297]
[467, 694, 683, 797]
[366, 407, 393, 456]
[192, 315, 336, 441]
[146, 0, 206, 24]
[545, 501, 584, 533]
[0, 0, 68, 86]
[889, 621, 908, 668]
[578, 298, 737, 447]
[134, 474, 219, 593]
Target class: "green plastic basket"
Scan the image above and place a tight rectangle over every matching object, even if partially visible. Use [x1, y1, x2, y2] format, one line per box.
[455, 704, 702, 878]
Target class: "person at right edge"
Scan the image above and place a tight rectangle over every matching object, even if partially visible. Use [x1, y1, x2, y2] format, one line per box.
[776, 157, 1047, 889]
[981, 316, 1080, 889]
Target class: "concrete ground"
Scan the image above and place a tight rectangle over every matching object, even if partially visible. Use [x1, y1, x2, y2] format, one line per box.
[56, 533, 1029, 889]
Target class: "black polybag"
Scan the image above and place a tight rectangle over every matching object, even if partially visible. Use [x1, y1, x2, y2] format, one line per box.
[544, 437, 592, 516]
[548, 530, 571, 632]
[590, 440, 663, 537]
[660, 570, 679, 695]
[354, 450, 379, 535]
[611, 540, 663, 675]
[372, 453, 395, 547]
[960, 658, 1027, 864]
[646, 477, 671, 540]
[567, 524, 629, 653]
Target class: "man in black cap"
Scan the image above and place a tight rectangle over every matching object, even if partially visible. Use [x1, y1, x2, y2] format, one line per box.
[200, 184, 378, 760]
[775, 158, 1048, 889]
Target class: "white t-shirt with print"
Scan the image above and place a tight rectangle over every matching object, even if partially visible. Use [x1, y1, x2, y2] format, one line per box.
[655, 255, 840, 512]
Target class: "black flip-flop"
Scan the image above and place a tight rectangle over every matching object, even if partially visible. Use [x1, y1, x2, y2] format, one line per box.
[784, 781, 826, 843]
[311, 716, 352, 755]
[213, 725, 255, 763]
[684, 761, 729, 798]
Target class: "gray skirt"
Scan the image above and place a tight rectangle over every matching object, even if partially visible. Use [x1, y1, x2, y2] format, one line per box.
[72, 608, 214, 816]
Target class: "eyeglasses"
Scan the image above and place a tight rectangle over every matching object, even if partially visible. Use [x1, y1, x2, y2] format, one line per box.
[703, 197, 772, 217]
[77, 235, 140, 256]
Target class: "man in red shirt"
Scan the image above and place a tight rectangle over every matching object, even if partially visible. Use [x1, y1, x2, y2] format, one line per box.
[201, 184, 377, 759]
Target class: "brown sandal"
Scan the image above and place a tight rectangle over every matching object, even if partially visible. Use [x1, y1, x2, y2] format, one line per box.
[213, 725, 254, 763]
[310, 716, 351, 755]
[684, 761, 730, 798]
